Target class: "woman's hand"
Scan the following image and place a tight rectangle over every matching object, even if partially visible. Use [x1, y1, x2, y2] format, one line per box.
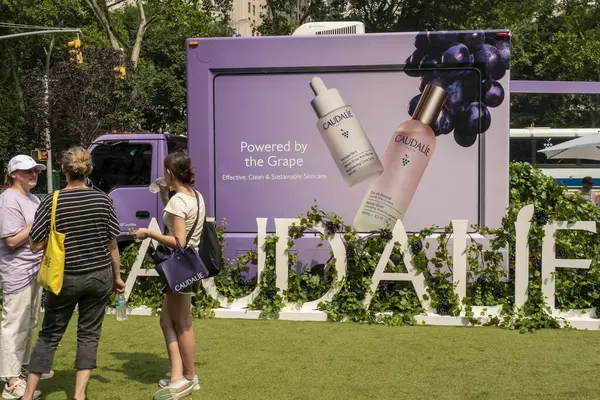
[159, 184, 169, 196]
[159, 185, 170, 207]
[114, 277, 126, 293]
[132, 228, 152, 240]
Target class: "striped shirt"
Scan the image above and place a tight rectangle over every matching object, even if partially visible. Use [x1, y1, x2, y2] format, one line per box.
[30, 188, 121, 274]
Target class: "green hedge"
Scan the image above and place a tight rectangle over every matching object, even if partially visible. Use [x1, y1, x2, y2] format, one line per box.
[114, 162, 600, 332]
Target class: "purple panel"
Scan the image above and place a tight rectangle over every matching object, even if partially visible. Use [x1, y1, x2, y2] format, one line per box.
[511, 80, 600, 94]
[213, 72, 480, 232]
[187, 31, 511, 233]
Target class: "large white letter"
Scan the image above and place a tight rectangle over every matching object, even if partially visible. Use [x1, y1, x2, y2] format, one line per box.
[363, 218, 434, 314]
[123, 218, 163, 302]
[274, 218, 302, 296]
[542, 220, 596, 315]
[514, 204, 534, 309]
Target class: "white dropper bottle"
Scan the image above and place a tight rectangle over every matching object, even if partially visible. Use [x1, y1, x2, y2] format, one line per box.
[309, 77, 383, 188]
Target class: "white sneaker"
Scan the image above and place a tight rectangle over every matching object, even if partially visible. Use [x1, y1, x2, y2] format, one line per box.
[1, 378, 41, 399]
[158, 375, 200, 390]
[153, 378, 195, 400]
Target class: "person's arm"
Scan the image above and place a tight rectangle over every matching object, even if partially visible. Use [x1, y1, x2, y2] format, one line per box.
[133, 195, 188, 248]
[159, 186, 170, 207]
[29, 237, 46, 253]
[148, 215, 187, 248]
[133, 214, 186, 248]
[108, 238, 125, 292]
[29, 197, 51, 253]
[0, 204, 32, 250]
[108, 238, 120, 279]
[3, 224, 32, 250]
[106, 197, 125, 292]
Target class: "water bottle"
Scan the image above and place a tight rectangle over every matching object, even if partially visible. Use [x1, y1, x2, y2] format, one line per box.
[115, 293, 127, 321]
[148, 177, 167, 193]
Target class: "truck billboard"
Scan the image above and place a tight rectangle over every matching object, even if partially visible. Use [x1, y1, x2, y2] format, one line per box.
[186, 31, 510, 235]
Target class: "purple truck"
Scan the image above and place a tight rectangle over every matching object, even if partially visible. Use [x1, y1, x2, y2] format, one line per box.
[87, 133, 186, 251]
[87, 29, 511, 274]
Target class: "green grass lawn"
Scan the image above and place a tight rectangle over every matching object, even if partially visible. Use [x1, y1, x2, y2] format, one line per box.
[34, 316, 600, 399]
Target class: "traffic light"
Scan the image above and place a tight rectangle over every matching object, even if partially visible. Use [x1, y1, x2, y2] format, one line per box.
[113, 65, 126, 80]
[31, 149, 48, 162]
[68, 39, 83, 64]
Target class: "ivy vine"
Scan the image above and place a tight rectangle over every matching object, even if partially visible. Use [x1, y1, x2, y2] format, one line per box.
[118, 161, 600, 333]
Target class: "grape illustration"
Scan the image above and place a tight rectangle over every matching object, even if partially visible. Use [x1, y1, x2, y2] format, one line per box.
[428, 32, 458, 52]
[453, 128, 477, 147]
[441, 43, 471, 65]
[460, 31, 485, 50]
[408, 94, 421, 116]
[403, 30, 510, 146]
[459, 102, 492, 135]
[484, 80, 505, 108]
[474, 44, 501, 78]
[496, 40, 510, 69]
[420, 54, 441, 69]
[435, 108, 453, 135]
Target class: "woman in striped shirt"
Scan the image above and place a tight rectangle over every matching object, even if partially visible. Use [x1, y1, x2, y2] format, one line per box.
[20, 147, 125, 400]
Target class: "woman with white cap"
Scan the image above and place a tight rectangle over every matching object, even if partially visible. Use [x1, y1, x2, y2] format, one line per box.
[0, 155, 52, 399]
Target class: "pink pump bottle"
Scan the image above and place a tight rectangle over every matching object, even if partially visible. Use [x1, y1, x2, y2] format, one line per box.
[353, 84, 448, 231]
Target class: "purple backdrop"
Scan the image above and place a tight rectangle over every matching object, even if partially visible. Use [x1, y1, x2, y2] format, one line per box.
[186, 31, 510, 233]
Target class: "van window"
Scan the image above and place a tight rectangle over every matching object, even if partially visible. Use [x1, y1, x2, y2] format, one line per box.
[89, 142, 152, 193]
[167, 136, 187, 154]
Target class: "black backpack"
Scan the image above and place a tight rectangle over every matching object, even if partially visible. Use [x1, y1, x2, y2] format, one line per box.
[198, 218, 223, 277]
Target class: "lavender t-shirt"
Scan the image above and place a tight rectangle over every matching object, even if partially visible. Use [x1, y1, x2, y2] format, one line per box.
[0, 189, 42, 294]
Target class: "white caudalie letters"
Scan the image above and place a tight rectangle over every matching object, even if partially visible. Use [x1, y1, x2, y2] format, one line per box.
[194, 208, 595, 319]
[309, 77, 383, 188]
[125, 208, 597, 326]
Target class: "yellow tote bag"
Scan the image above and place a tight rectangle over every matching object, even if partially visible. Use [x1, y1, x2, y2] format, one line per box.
[37, 190, 65, 295]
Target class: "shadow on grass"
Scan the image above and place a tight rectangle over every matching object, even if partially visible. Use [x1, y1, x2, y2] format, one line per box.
[34, 369, 108, 399]
[106, 352, 169, 385]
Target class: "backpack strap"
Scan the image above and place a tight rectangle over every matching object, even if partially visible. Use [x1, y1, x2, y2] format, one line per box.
[185, 190, 201, 246]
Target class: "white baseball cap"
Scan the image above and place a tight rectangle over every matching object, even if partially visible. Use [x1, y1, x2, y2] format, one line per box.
[7, 155, 47, 174]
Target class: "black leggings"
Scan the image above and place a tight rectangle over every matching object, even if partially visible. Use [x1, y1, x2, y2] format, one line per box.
[27, 268, 113, 373]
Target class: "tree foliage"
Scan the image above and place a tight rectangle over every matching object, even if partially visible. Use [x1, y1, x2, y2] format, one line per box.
[0, 0, 233, 169]
[257, 0, 600, 129]
[21, 48, 149, 156]
[2, 0, 600, 170]
[134, 1, 234, 134]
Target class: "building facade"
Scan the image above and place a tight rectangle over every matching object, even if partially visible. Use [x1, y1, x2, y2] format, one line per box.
[106, 0, 309, 37]
[229, 0, 267, 36]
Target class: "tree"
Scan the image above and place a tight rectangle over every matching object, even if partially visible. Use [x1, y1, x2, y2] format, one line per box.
[124, 1, 234, 135]
[256, 0, 483, 36]
[83, 1, 234, 135]
[20, 48, 150, 158]
[84, 0, 156, 67]
[257, 0, 600, 129]
[503, 0, 600, 128]
[0, 0, 91, 167]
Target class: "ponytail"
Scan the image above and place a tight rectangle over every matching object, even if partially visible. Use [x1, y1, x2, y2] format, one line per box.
[0, 170, 13, 194]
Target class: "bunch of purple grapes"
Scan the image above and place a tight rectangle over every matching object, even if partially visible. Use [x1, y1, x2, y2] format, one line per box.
[404, 31, 510, 147]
